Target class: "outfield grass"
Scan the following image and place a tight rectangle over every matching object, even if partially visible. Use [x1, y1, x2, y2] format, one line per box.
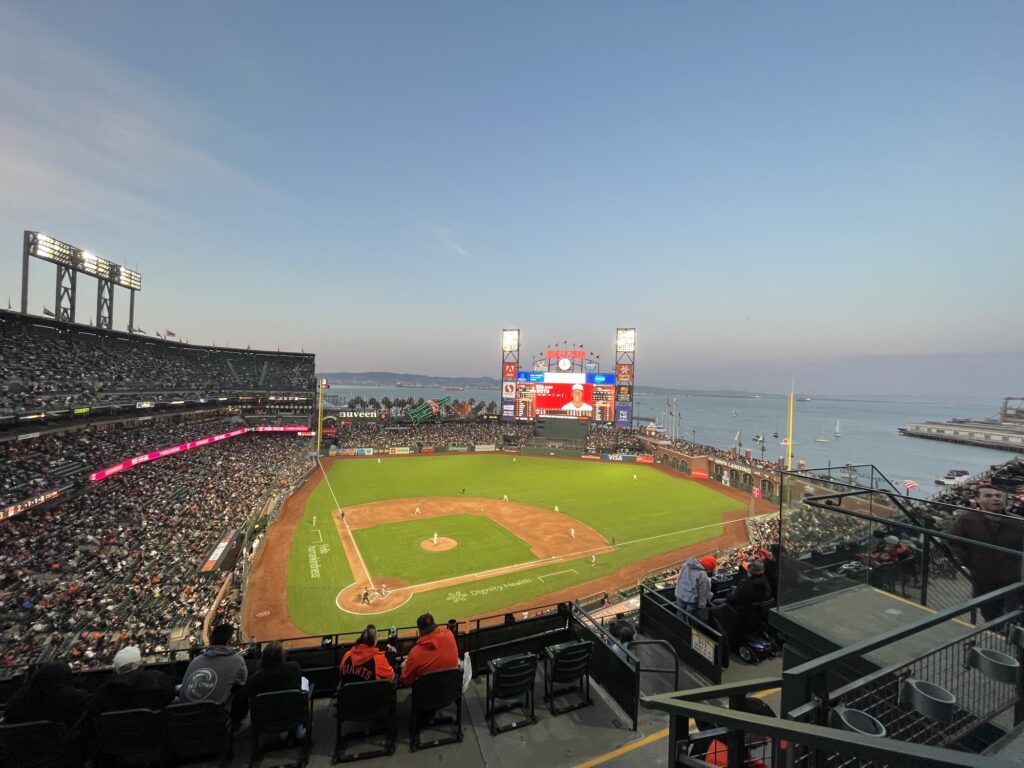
[353, 514, 535, 584]
[284, 455, 740, 634]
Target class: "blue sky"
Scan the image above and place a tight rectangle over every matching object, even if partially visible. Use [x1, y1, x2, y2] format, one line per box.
[0, 2, 1020, 396]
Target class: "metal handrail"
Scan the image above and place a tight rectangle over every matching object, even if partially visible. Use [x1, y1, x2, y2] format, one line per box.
[641, 694, 1015, 768]
[784, 584, 1024, 683]
[628, 639, 681, 691]
[800, 488, 1024, 559]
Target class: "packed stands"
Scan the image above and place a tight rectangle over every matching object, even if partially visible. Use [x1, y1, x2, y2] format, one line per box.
[0, 431, 311, 671]
[0, 309, 314, 416]
[0, 414, 241, 506]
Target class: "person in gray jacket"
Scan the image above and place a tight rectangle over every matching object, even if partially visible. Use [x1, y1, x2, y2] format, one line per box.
[178, 623, 248, 706]
[675, 555, 716, 622]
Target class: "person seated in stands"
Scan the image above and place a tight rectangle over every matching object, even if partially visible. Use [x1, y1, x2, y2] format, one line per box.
[234, 640, 305, 724]
[339, 624, 397, 683]
[763, 544, 780, 598]
[399, 613, 459, 688]
[88, 645, 175, 718]
[675, 555, 716, 622]
[726, 560, 773, 633]
[868, 535, 910, 565]
[4, 662, 89, 727]
[177, 623, 248, 705]
[608, 613, 636, 644]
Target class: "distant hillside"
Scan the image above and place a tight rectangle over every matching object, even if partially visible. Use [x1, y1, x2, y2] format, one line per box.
[318, 372, 500, 388]
[317, 371, 776, 399]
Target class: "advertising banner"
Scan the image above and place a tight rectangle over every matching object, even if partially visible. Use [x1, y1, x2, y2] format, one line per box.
[502, 362, 518, 379]
[331, 410, 380, 419]
[474, 444, 497, 453]
[615, 384, 633, 403]
[636, 455, 655, 464]
[501, 401, 515, 421]
[420, 447, 436, 454]
[616, 363, 634, 382]
[614, 404, 633, 428]
[355, 448, 374, 456]
[448, 445, 470, 453]
[255, 425, 309, 433]
[501, 381, 516, 399]
[389, 446, 411, 455]
[90, 427, 250, 481]
[201, 529, 237, 573]
[691, 469, 709, 479]
[581, 454, 602, 460]
[1, 488, 64, 522]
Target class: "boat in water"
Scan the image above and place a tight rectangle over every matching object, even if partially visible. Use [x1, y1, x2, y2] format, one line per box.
[834, 419, 842, 438]
[935, 469, 971, 486]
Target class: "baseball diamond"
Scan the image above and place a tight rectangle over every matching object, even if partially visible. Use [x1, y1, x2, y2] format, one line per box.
[243, 453, 769, 639]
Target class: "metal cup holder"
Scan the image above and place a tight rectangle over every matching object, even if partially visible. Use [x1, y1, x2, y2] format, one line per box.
[900, 679, 957, 722]
[830, 707, 887, 737]
[968, 646, 1020, 684]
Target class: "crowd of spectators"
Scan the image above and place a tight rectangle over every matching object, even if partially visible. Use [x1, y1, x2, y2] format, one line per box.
[0, 433, 312, 671]
[332, 420, 535, 450]
[0, 310, 314, 415]
[660, 435, 781, 471]
[0, 414, 240, 506]
[585, 427, 646, 454]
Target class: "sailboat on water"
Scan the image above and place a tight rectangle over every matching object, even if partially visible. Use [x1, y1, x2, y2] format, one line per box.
[814, 424, 830, 443]
[834, 419, 842, 438]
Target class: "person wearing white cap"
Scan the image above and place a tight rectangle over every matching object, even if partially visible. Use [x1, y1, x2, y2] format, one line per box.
[560, 383, 593, 415]
[88, 645, 175, 718]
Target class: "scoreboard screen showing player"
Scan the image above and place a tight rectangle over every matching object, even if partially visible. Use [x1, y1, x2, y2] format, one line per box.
[514, 371, 615, 422]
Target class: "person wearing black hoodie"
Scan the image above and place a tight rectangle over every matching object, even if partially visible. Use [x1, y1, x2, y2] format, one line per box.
[88, 645, 175, 718]
[4, 662, 89, 727]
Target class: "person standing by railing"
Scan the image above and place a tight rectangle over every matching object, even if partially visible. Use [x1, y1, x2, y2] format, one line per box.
[951, 486, 1024, 621]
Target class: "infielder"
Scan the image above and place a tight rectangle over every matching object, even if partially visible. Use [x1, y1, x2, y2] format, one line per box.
[591, 554, 596, 566]
[502, 494, 509, 502]
[414, 506, 421, 515]
[554, 505, 559, 513]
[570, 527, 575, 541]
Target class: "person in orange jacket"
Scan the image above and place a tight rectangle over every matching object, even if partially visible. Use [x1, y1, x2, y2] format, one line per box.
[399, 613, 458, 688]
[339, 625, 397, 683]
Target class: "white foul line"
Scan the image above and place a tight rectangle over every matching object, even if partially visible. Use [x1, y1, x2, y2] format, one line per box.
[318, 459, 374, 589]
[537, 568, 578, 582]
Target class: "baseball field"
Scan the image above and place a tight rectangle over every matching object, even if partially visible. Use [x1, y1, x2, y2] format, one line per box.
[244, 454, 759, 640]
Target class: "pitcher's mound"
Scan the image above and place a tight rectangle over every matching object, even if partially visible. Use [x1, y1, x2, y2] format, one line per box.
[421, 537, 457, 551]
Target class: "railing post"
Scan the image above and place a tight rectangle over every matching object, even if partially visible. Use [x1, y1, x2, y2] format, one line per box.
[921, 535, 931, 607]
[1015, 626, 1024, 727]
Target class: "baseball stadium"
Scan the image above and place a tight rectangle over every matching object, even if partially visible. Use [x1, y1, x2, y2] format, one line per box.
[3, 257, 1023, 768]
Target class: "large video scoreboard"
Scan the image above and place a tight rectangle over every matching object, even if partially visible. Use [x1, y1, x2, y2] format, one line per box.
[499, 328, 635, 428]
[513, 371, 615, 423]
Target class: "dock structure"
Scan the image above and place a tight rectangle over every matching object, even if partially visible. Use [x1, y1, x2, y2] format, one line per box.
[899, 397, 1024, 452]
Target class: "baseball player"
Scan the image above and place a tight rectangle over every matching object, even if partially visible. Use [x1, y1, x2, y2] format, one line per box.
[360, 586, 371, 605]
[591, 554, 596, 567]
[554, 505, 559, 513]
[380, 583, 388, 598]
[633, 473, 638, 481]
[414, 506, 421, 515]
[377, 458, 381, 464]
[433, 532, 438, 546]
[502, 494, 509, 502]
[570, 527, 576, 541]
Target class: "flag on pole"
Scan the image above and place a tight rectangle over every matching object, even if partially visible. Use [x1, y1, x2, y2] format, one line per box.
[165, 329, 177, 338]
[43, 307, 55, 317]
[903, 480, 920, 491]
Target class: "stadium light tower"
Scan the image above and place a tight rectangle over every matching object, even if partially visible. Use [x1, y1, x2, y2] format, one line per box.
[21, 231, 142, 331]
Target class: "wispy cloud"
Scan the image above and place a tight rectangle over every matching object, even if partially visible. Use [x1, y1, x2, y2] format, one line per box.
[0, 7, 287, 232]
[432, 225, 472, 259]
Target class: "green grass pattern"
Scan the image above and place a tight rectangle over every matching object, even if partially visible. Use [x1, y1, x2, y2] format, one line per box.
[283, 455, 739, 634]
